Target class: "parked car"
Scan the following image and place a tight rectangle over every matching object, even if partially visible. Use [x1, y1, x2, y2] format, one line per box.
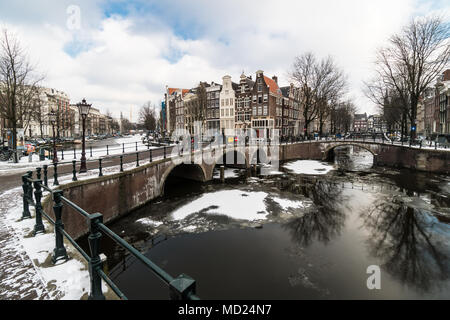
[436, 134, 450, 147]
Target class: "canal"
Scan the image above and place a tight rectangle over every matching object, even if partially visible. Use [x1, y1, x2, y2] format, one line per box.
[80, 146, 450, 299]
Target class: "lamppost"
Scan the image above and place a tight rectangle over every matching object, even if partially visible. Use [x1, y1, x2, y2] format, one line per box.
[48, 111, 58, 164]
[77, 98, 92, 173]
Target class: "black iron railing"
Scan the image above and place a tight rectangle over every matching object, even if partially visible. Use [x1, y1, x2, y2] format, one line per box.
[21, 169, 200, 300]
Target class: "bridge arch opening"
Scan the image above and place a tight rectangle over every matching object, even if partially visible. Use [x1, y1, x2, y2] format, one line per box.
[162, 164, 207, 197]
[328, 145, 375, 171]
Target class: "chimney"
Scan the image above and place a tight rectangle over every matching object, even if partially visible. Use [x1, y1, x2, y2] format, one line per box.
[272, 76, 278, 84]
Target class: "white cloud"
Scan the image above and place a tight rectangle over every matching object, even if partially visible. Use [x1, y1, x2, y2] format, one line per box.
[0, 0, 447, 120]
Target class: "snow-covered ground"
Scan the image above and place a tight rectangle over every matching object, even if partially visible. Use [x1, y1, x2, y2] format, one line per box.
[212, 168, 241, 179]
[283, 160, 335, 175]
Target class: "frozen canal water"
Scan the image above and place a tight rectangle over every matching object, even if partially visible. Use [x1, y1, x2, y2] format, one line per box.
[79, 147, 450, 299]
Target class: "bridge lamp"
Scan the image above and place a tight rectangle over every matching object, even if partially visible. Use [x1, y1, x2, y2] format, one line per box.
[77, 98, 92, 173]
[48, 110, 58, 164]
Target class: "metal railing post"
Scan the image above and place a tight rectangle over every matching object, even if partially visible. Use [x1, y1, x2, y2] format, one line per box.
[53, 163, 59, 186]
[136, 142, 138, 152]
[43, 165, 48, 187]
[136, 152, 140, 167]
[61, 149, 64, 160]
[122, 143, 125, 153]
[52, 191, 68, 264]
[90, 146, 93, 158]
[150, 149, 153, 162]
[72, 160, 78, 181]
[33, 180, 45, 235]
[106, 145, 109, 156]
[120, 156, 124, 172]
[74, 148, 76, 159]
[87, 213, 106, 300]
[164, 146, 167, 159]
[21, 174, 32, 220]
[98, 159, 103, 177]
[36, 167, 42, 181]
[169, 274, 197, 300]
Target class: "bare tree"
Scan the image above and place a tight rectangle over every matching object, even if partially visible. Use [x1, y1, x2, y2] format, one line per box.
[330, 100, 356, 134]
[365, 15, 450, 139]
[0, 29, 43, 162]
[290, 52, 347, 136]
[139, 101, 157, 131]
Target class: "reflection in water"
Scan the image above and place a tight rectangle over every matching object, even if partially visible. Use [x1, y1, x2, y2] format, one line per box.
[283, 179, 347, 246]
[334, 146, 374, 172]
[362, 195, 450, 292]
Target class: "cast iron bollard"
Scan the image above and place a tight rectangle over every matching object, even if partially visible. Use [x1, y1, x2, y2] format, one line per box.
[87, 213, 106, 300]
[98, 158, 103, 177]
[72, 160, 78, 181]
[122, 143, 125, 153]
[136, 142, 138, 152]
[53, 163, 59, 186]
[74, 148, 76, 159]
[136, 152, 140, 167]
[43, 165, 48, 187]
[169, 274, 197, 300]
[52, 191, 68, 264]
[150, 149, 153, 162]
[164, 146, 167, 159]
[120, 155, 124, 172]
[90, 146, 93, 158]
[32, 180, 45, 236]
[36, 167, 42, 180]
[106, 145, 109, 156]
[21, 174, 32, 220]
[61, 149, 64, 160]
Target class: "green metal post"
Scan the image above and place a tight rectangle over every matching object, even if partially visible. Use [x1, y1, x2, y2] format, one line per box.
[98, 159, 103, 177]
[87, 213, 106, 300]
[52, 191, 68, 264]
[33, 180, 45, 235]
[72, 160, 78, 181]
[21, 174, 32, 220]
[169, 274, 197, 300]
[36, 167, 42, 180]
[43, 165, 48, 187]
[53, 163, 59, 186]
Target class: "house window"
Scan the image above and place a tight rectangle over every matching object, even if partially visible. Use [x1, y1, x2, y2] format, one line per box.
[253, 95, 257, 103]
[258, 106, 262, 115]
[263, 94, 268, 102]
[263, 105, 268, 115]
[258, 95, 262, 104]
[253, 106, 257, 115]
[241, 85, 245, 93]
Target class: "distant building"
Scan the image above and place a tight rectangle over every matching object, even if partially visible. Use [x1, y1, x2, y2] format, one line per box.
[353, 113, 368, 132]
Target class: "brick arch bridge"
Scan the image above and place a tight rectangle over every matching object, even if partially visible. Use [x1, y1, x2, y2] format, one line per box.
[51, 141, 449, 239]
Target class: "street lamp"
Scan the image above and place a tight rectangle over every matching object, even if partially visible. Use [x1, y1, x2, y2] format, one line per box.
[48, 111, 58, 164]
[77, 98, 92, 173]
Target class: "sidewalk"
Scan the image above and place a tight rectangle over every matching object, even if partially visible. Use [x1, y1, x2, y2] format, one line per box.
[0, 188, 54, 300]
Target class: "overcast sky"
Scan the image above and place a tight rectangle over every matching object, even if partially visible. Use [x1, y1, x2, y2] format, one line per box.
[0, 0, 448, 121]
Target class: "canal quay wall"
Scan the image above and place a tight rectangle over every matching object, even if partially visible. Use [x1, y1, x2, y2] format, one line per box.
[42, 142, 449, 240]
